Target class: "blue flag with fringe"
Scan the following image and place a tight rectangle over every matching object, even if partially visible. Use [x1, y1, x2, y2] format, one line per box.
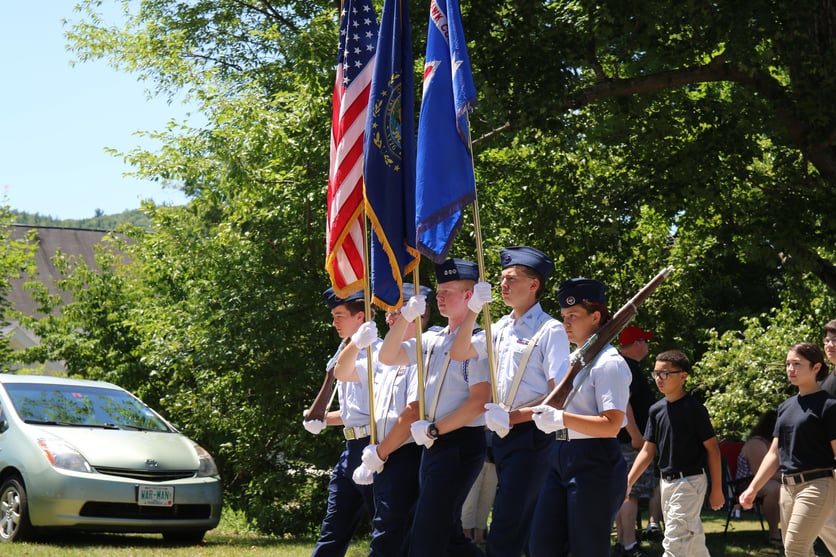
[364, 0, 419, 311]
[415, 0, 477, 263]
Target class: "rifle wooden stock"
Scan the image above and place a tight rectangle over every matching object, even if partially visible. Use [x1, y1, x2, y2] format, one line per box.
[304, 368, 335, 422]
[541, 266, 673, 410]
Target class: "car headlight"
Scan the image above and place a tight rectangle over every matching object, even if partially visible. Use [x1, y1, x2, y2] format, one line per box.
[37, 437, 93, 473]
[192, 442, 219, 477]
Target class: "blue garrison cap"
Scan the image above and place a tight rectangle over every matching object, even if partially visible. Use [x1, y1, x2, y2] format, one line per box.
[500, 246, 554, 281]
[435, 258, 479, 284]
[322, 287, 365, 309]
[402, 282, 433, 301]
[556, 278, 607, 308]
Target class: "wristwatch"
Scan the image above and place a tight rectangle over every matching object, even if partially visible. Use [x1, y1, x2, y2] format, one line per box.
[427, 422, 440, 439]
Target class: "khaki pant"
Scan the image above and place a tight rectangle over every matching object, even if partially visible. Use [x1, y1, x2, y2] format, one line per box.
[821, 499, 836, 555]
[780, 475, 836, 557]
[461, 461, 496, 531]
[660, 473, 710, 557]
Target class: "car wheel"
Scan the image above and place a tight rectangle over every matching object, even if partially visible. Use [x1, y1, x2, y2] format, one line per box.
[0, 476, 33, 542]
[162, 529, 207, 545]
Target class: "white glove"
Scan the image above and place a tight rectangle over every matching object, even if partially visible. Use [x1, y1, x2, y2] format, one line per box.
[351, 321, 378, 349]
[361, 444, 386, 473]
[484, 403, 510, 438]
[467, 281, 492, 313]
[302, 415, 326, 435]
[352, 463, 375, 485]
[400, 295, 426, 323]
[410, 419, 435, 448]
[531, 405, 564, 434]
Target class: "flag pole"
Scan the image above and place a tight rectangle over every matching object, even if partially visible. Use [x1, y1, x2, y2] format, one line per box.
[361, 213, 378, 444]
[412, 267, 427, 420]
[465, 117, 498, 404]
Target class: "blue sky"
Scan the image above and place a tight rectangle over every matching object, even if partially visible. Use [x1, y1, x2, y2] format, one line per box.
[0, 3, 193, 220]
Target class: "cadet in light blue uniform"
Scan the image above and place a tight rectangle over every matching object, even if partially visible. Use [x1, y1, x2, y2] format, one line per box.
[451, 246, 570, 556]
[348, 283, 435, 557]
[305, 288, 377, 557]
[378, 259, 491, 557]
[529, 278, 631, 557]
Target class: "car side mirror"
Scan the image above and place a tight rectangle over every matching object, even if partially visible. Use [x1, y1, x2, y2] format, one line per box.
[0, 420, 8, 433]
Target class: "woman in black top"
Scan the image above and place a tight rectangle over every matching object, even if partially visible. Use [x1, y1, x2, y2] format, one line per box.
[740, 342, 836, 556]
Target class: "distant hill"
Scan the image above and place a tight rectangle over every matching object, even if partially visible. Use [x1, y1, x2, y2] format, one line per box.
[10, 208, 152, 231]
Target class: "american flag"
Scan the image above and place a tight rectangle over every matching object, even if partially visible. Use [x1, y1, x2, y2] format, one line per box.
[325, 0, 379, 297]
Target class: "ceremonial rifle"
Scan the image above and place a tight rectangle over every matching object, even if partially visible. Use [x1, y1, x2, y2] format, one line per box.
[541, 266, 673, 410]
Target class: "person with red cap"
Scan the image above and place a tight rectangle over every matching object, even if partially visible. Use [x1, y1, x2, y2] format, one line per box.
[613, 326, 658, 557]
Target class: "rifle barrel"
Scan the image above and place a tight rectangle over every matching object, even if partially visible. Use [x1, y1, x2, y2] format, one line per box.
[541, 266, 673, 410]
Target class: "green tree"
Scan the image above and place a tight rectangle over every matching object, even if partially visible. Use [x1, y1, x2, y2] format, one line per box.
[462, 0, 834, 354]
[18, 87, 345, 532]
[29, 3, 345, 527]
[0, 206, 38, 369]
[692, 275, 836, 439]
[32, 0, 832, 534]
[65, 1, 835, 346]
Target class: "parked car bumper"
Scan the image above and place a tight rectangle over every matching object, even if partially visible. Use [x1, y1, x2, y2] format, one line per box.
[25, 468, 222, 531]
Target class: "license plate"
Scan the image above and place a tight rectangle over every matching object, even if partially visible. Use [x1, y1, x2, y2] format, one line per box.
[137, 485, 174, 507]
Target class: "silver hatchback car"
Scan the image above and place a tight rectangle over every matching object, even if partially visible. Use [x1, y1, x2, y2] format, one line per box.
[0, 374, 222, 543]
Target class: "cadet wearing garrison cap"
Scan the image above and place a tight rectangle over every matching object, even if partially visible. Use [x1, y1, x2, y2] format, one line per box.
[451, 246, 570, 556]
[377, 259, 491, 557]
[349, 283, 435, 556]
[529, 278, 631, 557]
[308, 287, 376, 557]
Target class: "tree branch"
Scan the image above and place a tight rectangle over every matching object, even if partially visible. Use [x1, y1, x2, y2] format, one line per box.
[472, 121, 513, 147]
[233, 0, 300, 34]
[567, 58, 836, 182]
[780, 243, 836, 292]
[572, 57, 786, 106]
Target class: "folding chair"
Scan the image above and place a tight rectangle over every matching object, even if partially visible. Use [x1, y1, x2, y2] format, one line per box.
[719, 439, 765, 534]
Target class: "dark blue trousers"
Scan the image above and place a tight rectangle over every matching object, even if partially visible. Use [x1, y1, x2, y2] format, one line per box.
[486, 422, 552, 557]
[529, 438, 627, 557]
[369, 442, 422, 557]
[408, 427, 487, 557]
[311, 438, 375, 557]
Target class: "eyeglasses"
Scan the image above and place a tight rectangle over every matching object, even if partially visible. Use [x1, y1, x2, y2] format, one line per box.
[824, 337, 836, 345]
[651, 370, 683, 380]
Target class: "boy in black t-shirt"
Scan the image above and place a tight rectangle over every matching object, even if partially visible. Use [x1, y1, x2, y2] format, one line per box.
[627, 350, 725, 557]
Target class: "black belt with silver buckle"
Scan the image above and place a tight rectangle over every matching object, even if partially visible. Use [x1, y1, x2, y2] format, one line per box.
[661, 469, 703, 481]
[555, 428, 570, 441]
[781, 468, 835, 486]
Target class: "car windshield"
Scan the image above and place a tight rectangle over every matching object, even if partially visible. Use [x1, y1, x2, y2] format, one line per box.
[3, 383, 172, 432]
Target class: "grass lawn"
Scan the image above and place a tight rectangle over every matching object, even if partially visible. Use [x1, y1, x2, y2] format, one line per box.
[0, 508, 831, 556]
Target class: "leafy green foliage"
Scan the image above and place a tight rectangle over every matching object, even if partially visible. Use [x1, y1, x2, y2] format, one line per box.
[693, 281, 836, 439]
[7, 0, 829, 536]
[0, 206, 39, 367]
